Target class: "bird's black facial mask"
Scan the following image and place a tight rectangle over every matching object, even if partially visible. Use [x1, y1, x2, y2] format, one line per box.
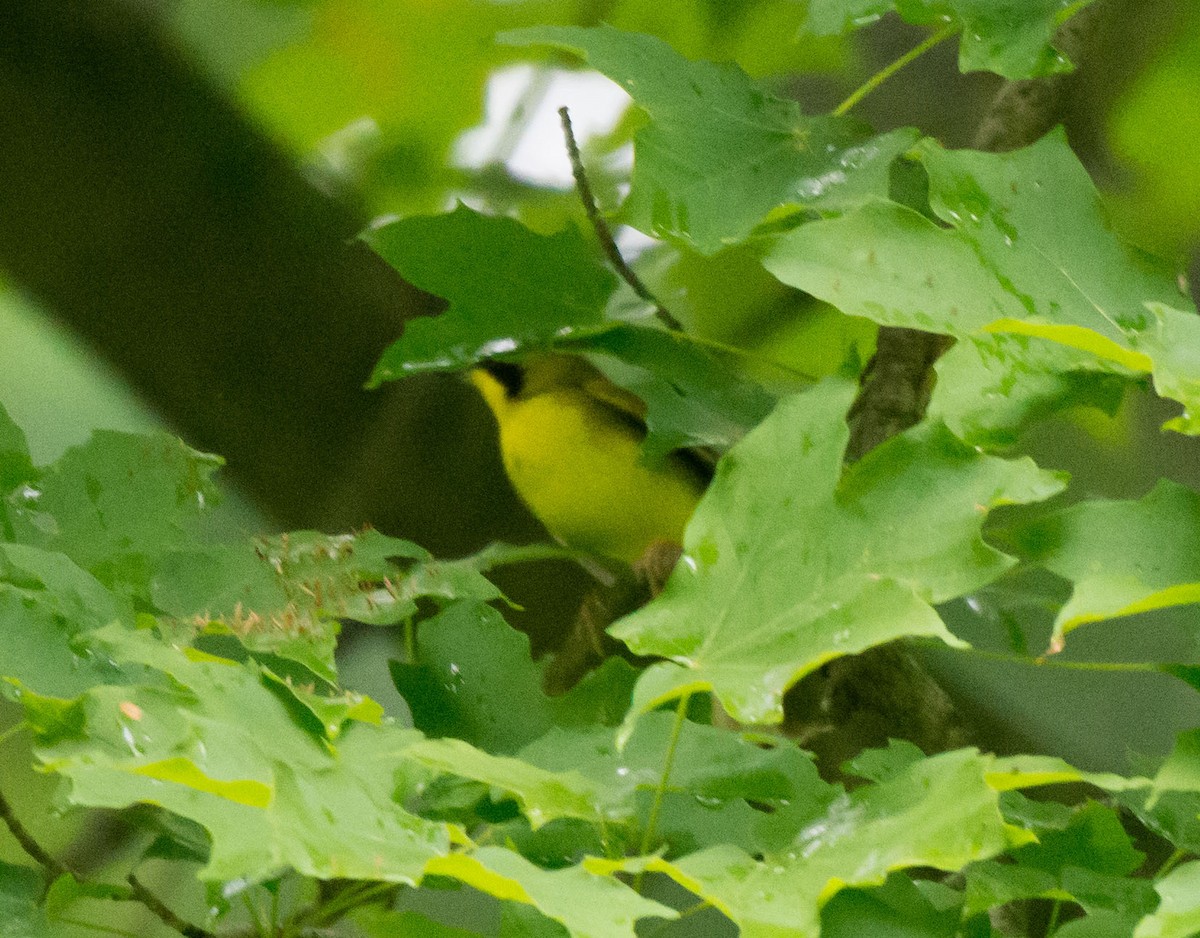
[478, 360, 526, 397]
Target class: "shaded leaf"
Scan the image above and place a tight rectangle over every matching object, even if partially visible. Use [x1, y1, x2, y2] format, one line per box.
[0, 402, 35, 495]
[154, 529, 498, 682]
[426, 847, 676, 938]
[806, 0, 1079, 79]
[0, 543, 130, 697]
[392, 601, 554, 754]
[1004, 480, 1200, 648]
[366, 205, 616, 381]
[0, 863, 50, 938]
[5, 430, 223, 600]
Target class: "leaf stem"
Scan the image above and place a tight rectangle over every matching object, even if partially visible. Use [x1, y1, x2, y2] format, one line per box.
[558, 106, 684, 332]
[955, 646, 1158, 674]
[1156, 847, 1189, 881]
[404, 616, 417, 664]
[127, 874, 214, 938]
[0, 720, 28, 750]
[638, 692, 692, 864]
[833, 23, 958, 117]
[665, 329, 819, 384]
[1055, 0, 1097, 26]
[1044, 898, 1062, 936]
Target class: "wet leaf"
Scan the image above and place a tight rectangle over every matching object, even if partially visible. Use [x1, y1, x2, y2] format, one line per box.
[611, 378, 1062, 728]
[763, 131, 1195, 441]
[502, 24, 917, 254]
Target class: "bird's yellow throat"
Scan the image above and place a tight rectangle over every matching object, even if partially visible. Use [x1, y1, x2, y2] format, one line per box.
[470, 355, 706, 564]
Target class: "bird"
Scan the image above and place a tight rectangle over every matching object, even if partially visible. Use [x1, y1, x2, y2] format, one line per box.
[469, 353, 709, 566]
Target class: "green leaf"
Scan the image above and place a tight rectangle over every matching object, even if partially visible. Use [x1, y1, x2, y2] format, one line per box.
[1115, 773, 1200, 854]
[365, 205, 616, 382]
[393, 600, 637, 754]
[5, 430, 223, 599]
[577, 324, 779, 462]
[153, 529, 492, 683]
[366, 206, 776, 456]
[1134, 861, 1200, 938]
[426, 847, 677, 938]
[518, 712, 832, 828]
[1012, 802, 1144, 877]
[393, 601, 554, 754]
[405, 737, 604, 828]
[762, 131, 1195, 441]
[928, 333, 1127, 446]
[0, 543, 129, 697]
[611, 378, 1063, 728]
[349, 906, 483, 938]
[962, 860, 1064, 918]
[1059, 911, 1147, 938]
[594, 748, 1014, 938]
[501, 25, 918, 254]
[0, 863, 51, 938]
[1004, 480, 1200, 648]
[1150, 729, 1200, 805]
[0, 402, 35, 495]
[25, 625, 449, 883]
[842, 738, 927, 782]
[822, 874, 962, 938]
[805, 0, 1078, 79]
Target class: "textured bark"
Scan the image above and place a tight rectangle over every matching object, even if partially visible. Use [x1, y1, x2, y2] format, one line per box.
[786, 5, 1107, 769]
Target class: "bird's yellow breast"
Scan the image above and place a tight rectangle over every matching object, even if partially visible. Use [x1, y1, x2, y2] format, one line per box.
[471, 362, 703, 564]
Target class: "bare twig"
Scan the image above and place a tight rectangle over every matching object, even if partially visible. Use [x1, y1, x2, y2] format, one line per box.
[128, 874, 214, 938]
[0, 788, 67, 877]
[558, 106, 684, 331]
[0, 785, 214, 938]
